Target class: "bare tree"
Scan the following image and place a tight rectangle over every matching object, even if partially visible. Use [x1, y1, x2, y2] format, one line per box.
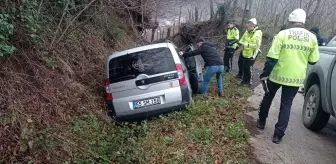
[194, 7, 199, 22]
[231, 0, 238, 18]
[178, 4, 182, 25]
[151, 13, 158, 42]
[241, 0, 248, 27]
[210, 0, 214, 19]
[306, 0, 322, 27]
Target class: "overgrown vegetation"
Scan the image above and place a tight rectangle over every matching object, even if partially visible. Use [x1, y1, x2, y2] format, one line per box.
[0, 0, 153, 162]
[13, 76, 252, 163]
[0, 13, 15, 56]
[1, 67, 254, 163]
[0, 0, 154, 57]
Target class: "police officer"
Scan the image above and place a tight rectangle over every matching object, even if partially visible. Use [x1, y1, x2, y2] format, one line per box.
[224, 21, 239, 73]
[258, 9, 319, 144]
[237, 18, 262, 87]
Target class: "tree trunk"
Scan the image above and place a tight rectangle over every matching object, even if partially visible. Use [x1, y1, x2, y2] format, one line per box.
[167, 27, 171, 38]
[231, 0, 238, 18]
[188, 8, 192, 22]
[300, 0, 303, 8]
[172, 23, 175, 35]
[194, 7, 199, 22]
[248, 0, 253, 18]
[161, 28, 165, 39]
[151, 14, 158, 42]
[210, 0, 214, 19]
[282, 9, 287, 26]
[274, 14, 280, 28]
[307, 0, 322, 27]
[305, 0, 314, 14]
[141, 0, 144, 29]
[241, 0, 248, 28]
[178, 5, 182, 25]
[151, 29, 156, 42]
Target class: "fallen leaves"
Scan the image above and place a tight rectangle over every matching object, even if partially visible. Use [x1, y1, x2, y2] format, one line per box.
[187, 141, 198, 157]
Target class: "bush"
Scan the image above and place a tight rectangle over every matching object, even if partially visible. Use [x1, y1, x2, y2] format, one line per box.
[21, 0, 42, 44]
[0, 14, 15, 57]
[106, 26, 127, 42]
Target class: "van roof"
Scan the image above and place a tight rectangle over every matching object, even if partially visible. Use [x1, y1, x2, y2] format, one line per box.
[108, 43, 176, 61]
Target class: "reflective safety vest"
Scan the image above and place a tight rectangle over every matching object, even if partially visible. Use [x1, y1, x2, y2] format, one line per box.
[227, 27, 240, 49]
[268, 27, 319, 87]
[239, 28, 262, 58]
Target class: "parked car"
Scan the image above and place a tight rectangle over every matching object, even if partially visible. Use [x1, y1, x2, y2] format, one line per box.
[105, 42, 203, 121]
[302, 43, 336, 131]
[326, 36, 336, 47]
[298, 36, 336, 94]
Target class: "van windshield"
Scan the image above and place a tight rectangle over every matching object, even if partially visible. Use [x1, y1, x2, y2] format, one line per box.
[109, 47, 176, 83]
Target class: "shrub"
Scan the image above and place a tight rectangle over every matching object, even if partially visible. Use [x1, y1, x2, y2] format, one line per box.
[0, 14, 15, 57]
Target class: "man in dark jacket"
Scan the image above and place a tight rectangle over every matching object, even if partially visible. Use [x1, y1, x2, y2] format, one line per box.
[310, 27, 326, 46]
[181, 38, 224, 96]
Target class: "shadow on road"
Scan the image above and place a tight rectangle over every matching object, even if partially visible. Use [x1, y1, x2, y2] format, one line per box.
[317, 118, 336, 141]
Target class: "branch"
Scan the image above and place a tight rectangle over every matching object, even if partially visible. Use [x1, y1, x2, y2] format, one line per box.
[49, 0, 70, 49]
[66, 6, 108, 35]
[37, 0, 44, 16]
[54, 0, 97, 47]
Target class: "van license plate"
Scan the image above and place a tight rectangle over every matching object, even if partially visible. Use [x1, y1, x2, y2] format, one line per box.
[133, 97, 161, 109]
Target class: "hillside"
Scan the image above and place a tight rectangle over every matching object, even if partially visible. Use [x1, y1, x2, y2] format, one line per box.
[0, 1, 152, 162]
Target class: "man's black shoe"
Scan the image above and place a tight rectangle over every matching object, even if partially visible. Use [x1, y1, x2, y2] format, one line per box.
[239, 81, 246, 86]
[218, 92, 223, 97]
[257, 119, 265, 130]
[272, 135, 283, 144]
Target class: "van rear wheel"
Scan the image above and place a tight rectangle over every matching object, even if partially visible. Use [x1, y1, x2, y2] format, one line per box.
[302, 84, 330, 131]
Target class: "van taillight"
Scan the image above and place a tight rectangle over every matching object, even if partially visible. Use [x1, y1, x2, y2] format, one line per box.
[175, 64, 187, 86]
[104, 79, 113, 100]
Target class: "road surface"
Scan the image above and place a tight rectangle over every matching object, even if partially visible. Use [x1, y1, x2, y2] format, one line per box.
[246, 84, 336, 164]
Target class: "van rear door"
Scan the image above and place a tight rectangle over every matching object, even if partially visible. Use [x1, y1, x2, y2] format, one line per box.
[108, 47, 182, 113]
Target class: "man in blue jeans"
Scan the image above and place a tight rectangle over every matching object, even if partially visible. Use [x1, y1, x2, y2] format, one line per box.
[181, 38, 224, 96]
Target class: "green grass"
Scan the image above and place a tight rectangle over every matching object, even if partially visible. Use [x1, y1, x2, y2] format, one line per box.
[226, 121, 250, 143]
[35, 75, 253, 163]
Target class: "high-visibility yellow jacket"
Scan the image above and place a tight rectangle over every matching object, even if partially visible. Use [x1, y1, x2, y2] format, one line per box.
[239, 28, 263, 59]
[226, 27, 240, 49]
[267, 27, 319, 87]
